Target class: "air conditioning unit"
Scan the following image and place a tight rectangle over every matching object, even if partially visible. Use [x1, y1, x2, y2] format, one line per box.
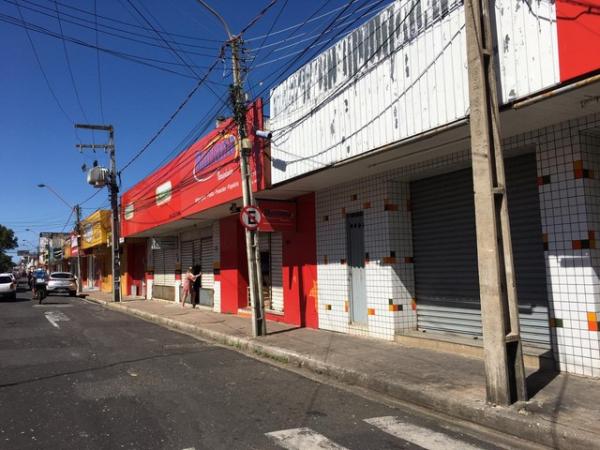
[87, 166, 109, 188]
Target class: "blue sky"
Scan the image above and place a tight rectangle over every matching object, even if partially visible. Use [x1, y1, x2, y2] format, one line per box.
[0, 0, 391, 259]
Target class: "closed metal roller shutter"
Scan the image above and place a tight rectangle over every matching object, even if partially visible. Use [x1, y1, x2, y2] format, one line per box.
[411, 153, 550, 348]
[271, 233, 284, 312]
[152, 237, 178, 287]
[181, 240, 194, 272]
[201, 238, 213, 289]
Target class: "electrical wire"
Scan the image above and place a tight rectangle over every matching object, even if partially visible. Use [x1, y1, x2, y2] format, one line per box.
[94, 0, 105, 124]
[0, 11, 219, 79]
[13, 0, 81, 141]
[118, 54, 224, 174]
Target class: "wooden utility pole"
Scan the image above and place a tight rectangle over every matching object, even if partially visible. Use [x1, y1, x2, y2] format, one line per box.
[464, 0, 527, 405]
[75, 124, 121, 303]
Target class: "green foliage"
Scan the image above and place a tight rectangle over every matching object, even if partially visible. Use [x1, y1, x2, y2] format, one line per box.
[0, 224, 17, 272]
[0, 225, 17, 251]
[0, 252, 13, 273]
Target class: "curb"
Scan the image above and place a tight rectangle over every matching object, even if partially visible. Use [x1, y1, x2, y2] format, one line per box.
[84, 296, 596, 450]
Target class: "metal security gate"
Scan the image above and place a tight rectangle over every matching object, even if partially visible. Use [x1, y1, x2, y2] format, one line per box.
[151, 237, 178, 301]
[180, 237, 213, 307]
[347, 212, 367, 325]
[411, 153, 550, 348]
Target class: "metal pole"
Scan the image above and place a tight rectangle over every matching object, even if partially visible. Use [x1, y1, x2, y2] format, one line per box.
[74, 205, 83, 294]
[464, 0, 527, 405]
[108, 127, 121, 303]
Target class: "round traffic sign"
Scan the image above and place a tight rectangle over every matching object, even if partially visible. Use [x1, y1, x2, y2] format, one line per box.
[240, 205, 263, 231]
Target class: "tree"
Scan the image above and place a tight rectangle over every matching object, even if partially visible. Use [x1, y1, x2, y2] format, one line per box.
[0, 224, 18, 272]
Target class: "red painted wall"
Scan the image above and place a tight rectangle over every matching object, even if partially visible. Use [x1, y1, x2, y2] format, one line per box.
[268, 193, 318, 328]
[219, 215, 249, 313]
[126, 242, 146, 296]
[557, 0, 600, 81]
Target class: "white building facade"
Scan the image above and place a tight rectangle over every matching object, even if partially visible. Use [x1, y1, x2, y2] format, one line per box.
[269, 0, 600, 377]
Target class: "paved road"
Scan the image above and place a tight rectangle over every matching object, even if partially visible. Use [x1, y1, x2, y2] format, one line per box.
[0, 292, 540, 450]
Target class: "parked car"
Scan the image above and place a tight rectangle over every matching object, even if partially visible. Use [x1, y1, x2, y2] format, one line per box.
[47, 272, 77, 297]
[0, 273, 17, 300]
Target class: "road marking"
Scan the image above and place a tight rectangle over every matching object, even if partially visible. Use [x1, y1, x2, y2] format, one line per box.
[266, 428, 348, 450]
[364, 416, 482, 450]
[44, 311, 70, 329]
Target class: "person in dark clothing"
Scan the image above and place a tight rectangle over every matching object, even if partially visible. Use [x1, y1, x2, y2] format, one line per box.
[192, 265, 202, 308]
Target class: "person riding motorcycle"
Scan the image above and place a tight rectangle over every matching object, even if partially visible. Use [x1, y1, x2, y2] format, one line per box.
[31, 269, 48, 302]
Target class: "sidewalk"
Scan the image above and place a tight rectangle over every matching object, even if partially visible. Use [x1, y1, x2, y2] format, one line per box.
[82, 292, 600, 450]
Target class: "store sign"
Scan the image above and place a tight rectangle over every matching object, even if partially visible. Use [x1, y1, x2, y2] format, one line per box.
[80, 210, 111, 250]
[71, 234, 79, 257]
[257, 200, 297, 232]
[193, 134, 237, 182]
[121, 100, 269, 238]
[83, 223, 94, 243]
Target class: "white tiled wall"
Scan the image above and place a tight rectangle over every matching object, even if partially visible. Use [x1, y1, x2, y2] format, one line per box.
[504, 115, 600, 378]
[316, 112, 600, 377]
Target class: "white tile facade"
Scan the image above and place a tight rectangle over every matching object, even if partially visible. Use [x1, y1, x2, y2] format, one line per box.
[316, 112, 600, 377]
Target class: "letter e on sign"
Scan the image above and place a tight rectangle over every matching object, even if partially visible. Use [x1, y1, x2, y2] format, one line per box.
[240, 206, 262, 231]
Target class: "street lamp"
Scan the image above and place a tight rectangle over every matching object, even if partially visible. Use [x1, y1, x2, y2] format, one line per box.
[37, 183, 73, 211]
[36, 183, 83, 294]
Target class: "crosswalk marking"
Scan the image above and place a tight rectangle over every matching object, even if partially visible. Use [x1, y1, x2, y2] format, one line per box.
[364, 416, 482, 450]
[265, 427, 349, 450]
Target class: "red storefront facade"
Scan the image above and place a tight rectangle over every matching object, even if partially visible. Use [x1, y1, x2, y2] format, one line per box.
[120, 99, 318, 329]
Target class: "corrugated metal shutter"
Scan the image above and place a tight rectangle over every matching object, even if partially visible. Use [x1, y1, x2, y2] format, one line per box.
[152, 237, 178, 287]
[411, 153, 550, 348]
[181, 241, 194, 273]
[271, 233, 284, 312]
[201, 238, 213, 289]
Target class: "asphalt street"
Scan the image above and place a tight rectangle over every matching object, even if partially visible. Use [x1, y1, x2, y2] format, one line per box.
[0, 291, 542, 450]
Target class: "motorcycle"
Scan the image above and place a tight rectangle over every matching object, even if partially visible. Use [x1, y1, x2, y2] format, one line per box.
[33, 277, 47, 304]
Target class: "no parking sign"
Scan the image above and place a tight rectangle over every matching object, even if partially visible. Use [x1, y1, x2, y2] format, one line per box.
[240, 205, 263, 231]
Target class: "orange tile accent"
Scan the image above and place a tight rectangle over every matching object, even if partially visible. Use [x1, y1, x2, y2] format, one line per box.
[382, 256, 397, 264]
[572, 240, 582, 250]
[344, 301, 349, 312]
[542, 233, 549, 243]
[411, 298, 417, 311]
[325, 304, 332, 311]
[384, 203, 399, 211]
[404, 256, 414, 263]
[536, 176, 544, 187]
[590, 321, 599, 332]
[549, 318, 556, 328]
[587, 312, 597, 322]
[389, 304, 400, 312]
[340, 258, 347, 265]
[574, 169, 584, 179]
[367, 308, 376, 316]
[363, 201, 371, 209]
[573, 160, 584, 171]
[589, 231, 596, 241]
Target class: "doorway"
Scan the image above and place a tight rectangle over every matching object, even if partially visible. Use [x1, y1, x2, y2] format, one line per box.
[346, 212, 367, 325]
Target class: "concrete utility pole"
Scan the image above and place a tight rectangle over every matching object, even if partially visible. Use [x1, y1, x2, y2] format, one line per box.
[74, 204, 83, 294]
[464, 0, 527, 405]
[75, 124, 121, 303]
[195, 0, 266, 337]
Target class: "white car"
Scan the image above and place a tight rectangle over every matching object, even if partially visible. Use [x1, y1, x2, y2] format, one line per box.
[0, 273, 17, 300]
[46, 272, 77, 296]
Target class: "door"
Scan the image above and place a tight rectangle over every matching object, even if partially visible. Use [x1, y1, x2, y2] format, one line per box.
[87, 255, 94, 289]
[346, 212, 367, 325]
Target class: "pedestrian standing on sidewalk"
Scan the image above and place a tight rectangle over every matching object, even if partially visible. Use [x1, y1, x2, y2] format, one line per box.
[192, 265, 202, 308]
[182, 267, 198, 308]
